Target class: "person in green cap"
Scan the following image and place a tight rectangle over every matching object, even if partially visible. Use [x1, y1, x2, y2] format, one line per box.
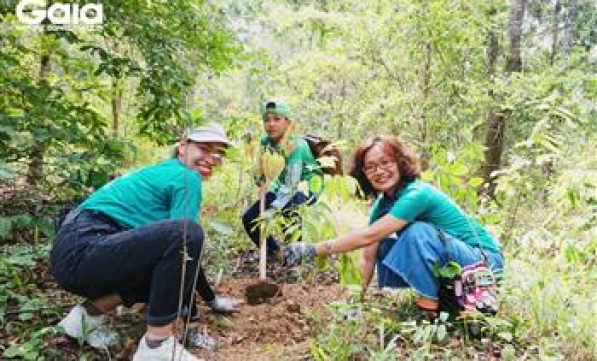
[242, 100, 319, 261]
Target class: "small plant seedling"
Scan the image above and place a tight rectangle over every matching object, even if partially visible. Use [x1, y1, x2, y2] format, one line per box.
[244, 150, 285, 304]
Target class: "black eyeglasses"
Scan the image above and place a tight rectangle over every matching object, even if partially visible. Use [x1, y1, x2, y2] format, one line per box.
[362, 158, 395, 174]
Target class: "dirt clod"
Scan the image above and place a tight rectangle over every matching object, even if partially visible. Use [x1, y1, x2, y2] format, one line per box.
[244, 280, 282, 305]
[286, 300, 301, 313]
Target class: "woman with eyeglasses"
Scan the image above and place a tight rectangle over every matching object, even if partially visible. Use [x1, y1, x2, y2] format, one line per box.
[242, 100, 320, 262]
[50, 123, 238, 360]
[283, 136, 504, 316]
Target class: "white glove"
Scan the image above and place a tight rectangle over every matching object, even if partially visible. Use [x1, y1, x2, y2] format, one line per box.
[283, 242, 317, 267]
[207, 296, 238, 314]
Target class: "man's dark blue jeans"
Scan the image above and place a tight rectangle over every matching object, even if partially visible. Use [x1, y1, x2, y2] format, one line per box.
[241, 191, 316, 256]
[50, 210, 208, 326]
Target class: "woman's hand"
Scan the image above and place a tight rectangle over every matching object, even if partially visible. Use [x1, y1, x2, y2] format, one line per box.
[282, 242, 317, 266]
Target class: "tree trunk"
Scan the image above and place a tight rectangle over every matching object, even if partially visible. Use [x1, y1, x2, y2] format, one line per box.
[27, 49, 51, 185]
[505, 0, 525, 73]
[111, 78, 123, 137]
[481, 0, 525, 196]
[420, 42, 432, 144]
[562, 0, 578, 60]
[27, 1, 54, 185]
[481, 18, 503, 194]
[550, 1, 561, 66]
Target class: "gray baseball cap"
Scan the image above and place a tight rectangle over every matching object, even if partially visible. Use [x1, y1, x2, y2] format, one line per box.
[184, 122, 234, 147]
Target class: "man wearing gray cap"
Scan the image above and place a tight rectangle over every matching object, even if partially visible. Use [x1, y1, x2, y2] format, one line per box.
[50, 122, 236, 361]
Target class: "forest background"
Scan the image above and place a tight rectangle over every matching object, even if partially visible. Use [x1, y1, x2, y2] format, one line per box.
[1, 0, 596, 360]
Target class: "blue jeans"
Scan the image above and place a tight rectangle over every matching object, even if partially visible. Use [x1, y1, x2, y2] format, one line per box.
[242, 191, 316, 256]
[50, 210, 210, 326]
[376, 222, 504, 300]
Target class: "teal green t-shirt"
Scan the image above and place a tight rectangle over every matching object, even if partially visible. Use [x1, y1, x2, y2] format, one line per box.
[79, 158, 202, 228]
[260, 135, 319, 189]
[369, 179, 500, 252]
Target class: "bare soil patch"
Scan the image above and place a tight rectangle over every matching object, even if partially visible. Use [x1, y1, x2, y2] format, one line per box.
[194, 278, 346, 361]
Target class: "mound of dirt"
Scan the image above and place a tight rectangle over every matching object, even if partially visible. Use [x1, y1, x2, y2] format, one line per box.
[194, 278, 346, 361]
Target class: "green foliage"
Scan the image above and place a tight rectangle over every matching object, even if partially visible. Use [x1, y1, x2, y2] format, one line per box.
[309, 300, 368, 360]
[1, 243, 61, 360]
[493, 133, 597, 359]
[0, 183, 73, 245]
[432, 260, 461, 280]
[1, 244, 47, 303]
[0, 215, 33, 243]
[72, 1, 244, 144]
[1, 0, 243, 197]
[0, 22, 124, 194]
[421, 142, 487, 212]
[301, 176, 365, 285]
[3, 327, 53, 360]
[308, 287, 520, 360]
[301, 201, 336, 244]
[500, 259, 597, 359]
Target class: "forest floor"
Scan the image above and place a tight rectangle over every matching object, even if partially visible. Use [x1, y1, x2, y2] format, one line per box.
[3, 245, 512, 361]
[29, 254, 351, 361]
[0, 186, 360, 361]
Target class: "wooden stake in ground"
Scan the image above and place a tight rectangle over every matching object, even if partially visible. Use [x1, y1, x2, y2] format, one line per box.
[258, 181, 268, 280]
[245, 150, 286, 305]
[257, 150, 285, 279]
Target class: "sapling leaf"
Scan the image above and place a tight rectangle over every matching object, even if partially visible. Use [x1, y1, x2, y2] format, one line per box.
[3, 346, 23, 358]
[18, 311, 34, 321]
[210, 221, 234, 236]
[441, 261, 461, 279]
[432, 261, 442, 277]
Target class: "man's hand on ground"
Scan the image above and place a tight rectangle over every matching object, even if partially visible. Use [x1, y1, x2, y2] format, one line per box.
[208, 296, 239, 314]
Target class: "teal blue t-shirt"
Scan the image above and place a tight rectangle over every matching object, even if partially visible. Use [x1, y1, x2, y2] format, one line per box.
[79, 158, 202, 228]
[369, 179, 500, 252]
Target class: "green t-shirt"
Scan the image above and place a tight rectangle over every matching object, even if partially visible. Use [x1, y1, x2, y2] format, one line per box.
[369, 179, 500, 252]
[260, 135, 319, 190]
[79, 158, 202, 228]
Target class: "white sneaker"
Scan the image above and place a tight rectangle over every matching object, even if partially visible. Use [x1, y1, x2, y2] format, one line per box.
[185, 327, 215, 349]
[132, 336, 204, 361]
[57, 305, 119, 348]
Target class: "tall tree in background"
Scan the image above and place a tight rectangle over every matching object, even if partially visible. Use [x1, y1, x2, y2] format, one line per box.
[481, 0, 525, 196]
[550, 0, 561, 66]
[562, 0, 579, 60]
[26, 29, 52, 185]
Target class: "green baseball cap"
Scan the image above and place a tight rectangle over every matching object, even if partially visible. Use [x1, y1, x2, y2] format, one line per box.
[261, 100, 292, 120]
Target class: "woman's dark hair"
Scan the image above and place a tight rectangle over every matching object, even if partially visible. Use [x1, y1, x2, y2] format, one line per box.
[349, 136, 421, 198]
